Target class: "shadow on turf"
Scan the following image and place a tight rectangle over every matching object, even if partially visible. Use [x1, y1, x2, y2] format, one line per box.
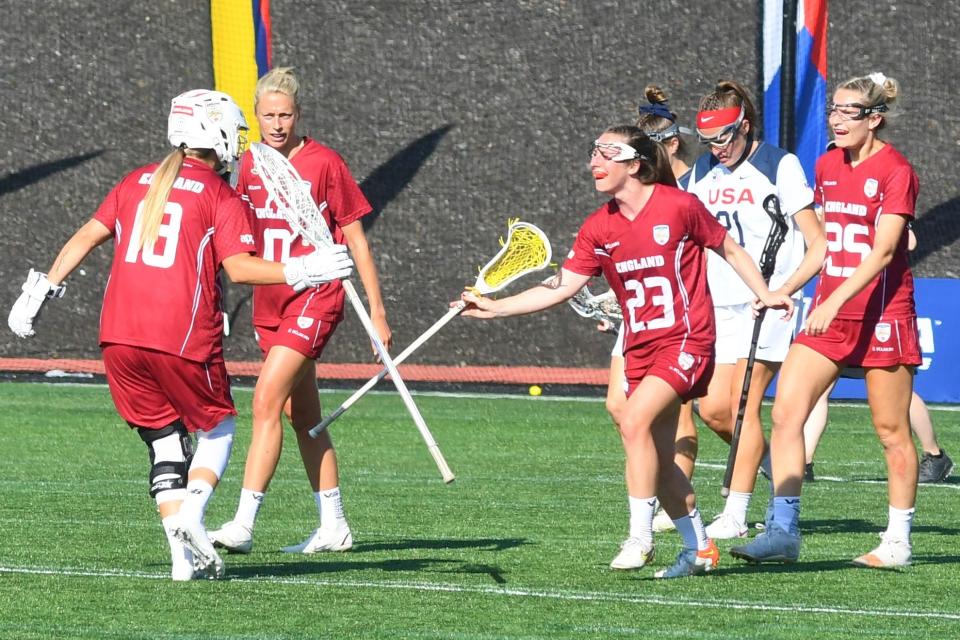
[231, 558, 510, 584]
[802, 518, 960, 536]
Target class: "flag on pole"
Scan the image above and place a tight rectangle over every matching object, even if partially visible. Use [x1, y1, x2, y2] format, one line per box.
[762, 0, 828, 182]
[210, 0, 273, 143]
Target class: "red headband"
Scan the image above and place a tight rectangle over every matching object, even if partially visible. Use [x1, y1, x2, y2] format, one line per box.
[696, 106, 742, 129]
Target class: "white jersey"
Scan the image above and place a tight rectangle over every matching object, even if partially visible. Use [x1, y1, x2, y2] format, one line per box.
[685, 142, 813, 305]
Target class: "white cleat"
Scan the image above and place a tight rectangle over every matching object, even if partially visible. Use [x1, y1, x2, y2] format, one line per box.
[172, 516, 225, 579]
[705, 512, 749, 540]
[852, 533, 912, 569]
[609, 537, 655, 570]
[652, 508, 676, 533]
[281, 524, 353, 554]
[209, 520, 254, 554]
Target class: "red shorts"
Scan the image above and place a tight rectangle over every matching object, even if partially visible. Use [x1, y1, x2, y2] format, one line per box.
[254, 313, 339, 360]
[624, 344, 714, 402]
[793, 316, 921, 367]
[102, 344, 236, 432]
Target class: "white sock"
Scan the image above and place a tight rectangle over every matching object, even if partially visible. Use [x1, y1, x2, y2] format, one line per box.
[180, 479, 214, 525]
[627, 495, 656, 542]
[674, 508, 709, 551]
[773, 497, 801, 535]
[885, 505, 915, 542]
[723, 491, 751, 525]
[317, 487, 346, 529]
[234, 488, 265, 529]
[161, 515, 194, 580]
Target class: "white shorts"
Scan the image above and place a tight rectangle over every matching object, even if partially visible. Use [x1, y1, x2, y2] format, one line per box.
[714, 301, 798, 365]
[611, 323, 625, 358]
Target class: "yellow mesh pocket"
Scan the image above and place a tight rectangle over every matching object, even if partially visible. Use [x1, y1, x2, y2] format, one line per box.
[478, 224, 550, 290]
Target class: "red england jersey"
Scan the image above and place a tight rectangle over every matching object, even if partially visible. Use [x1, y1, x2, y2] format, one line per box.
[813, 145, 918, 321]
[94, 158, 256, 361]
[564, 184, 728, 357]
[237, 137, 372, 326]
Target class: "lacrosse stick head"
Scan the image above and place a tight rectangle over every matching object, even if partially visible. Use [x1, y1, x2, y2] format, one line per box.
[567, 284, 623, 325]
[473, 221, 552, 294]
[249, 142, 333, 248]
[762, 194, 788, 233]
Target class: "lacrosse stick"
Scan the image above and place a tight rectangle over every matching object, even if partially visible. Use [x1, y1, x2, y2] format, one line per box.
[309, 219, 552, 437]
[567, 284, 622, 334]
[249, 143, 455, 484]
[721, 194, 790, 497]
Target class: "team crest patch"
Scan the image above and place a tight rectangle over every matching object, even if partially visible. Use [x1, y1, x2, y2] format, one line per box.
[874, 322, 891, 343]
[864, 178, 879, 198]
[297, 317, 316, 330]
[653, 225, 670, 246]
[677, 352, 695, 371]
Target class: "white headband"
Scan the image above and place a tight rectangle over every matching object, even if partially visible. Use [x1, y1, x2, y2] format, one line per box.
[868, 72, 887, 86]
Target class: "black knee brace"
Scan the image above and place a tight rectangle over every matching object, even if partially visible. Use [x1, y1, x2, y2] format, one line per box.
[136, 420, 194, 498]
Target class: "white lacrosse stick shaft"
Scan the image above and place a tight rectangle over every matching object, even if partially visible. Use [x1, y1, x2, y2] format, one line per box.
[250, 144, 454, 483]
[309, 221, 551, 436]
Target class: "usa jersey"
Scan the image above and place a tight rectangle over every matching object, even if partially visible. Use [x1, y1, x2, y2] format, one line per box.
[686, 143, 813, 305]
[564, 184, 728, 357]
[812, 145, 918, 321]
[237, 137, 372, 326]
[95, 159, 256, 362]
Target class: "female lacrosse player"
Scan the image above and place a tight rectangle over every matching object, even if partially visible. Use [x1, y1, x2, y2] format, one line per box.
[730, 73, 921, 568]
[600, 85, 699, 540]
[683, 80, 821, 540]
[210, 67, 391, 555]
[460, 125, 794, 578]
[6, 90, 351, 581]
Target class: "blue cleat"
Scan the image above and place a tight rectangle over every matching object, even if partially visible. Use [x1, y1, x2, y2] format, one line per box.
[654, 540, 720, 578]
[730, 523, 800, 564]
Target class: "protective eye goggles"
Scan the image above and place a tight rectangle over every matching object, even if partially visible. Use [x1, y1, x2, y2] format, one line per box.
[825, 102, 888, 121]
[695, 106, 745, 148]
[590, 140, 643, 162]
[645, 123, 694, 143]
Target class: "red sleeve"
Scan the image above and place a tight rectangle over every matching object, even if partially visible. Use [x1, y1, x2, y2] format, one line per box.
[686, 196, 727, 249]
[92, 177, 127, 232]
[562, 216, 603, 277]
[212, 184, 256, 265]
[326, 157, 372, 228]
[881, 163, 919, 219]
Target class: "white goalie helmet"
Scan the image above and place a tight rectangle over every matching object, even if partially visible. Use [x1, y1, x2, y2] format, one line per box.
[167, 89, 248, 169]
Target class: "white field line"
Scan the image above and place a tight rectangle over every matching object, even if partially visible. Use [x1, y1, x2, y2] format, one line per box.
[15, 380, 960, 409]
[1, 564, 958, 622]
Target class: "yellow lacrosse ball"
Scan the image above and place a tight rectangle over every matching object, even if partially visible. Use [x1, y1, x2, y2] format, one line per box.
[529, 385, 542, 396]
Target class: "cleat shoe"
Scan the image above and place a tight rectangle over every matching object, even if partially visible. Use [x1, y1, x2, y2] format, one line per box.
[654, 540, 719, 578]
[705, 512, 748, 540]
[652, 508, 676, 533]
[730, 523, 800, 564]
[852, 533, 912, 568]
[804, 462, 815, 482]
[172, 516, 225, 579]
[609, 537, 655, 570]
[209, 520, 254, 554]
[281, 523, 353, 553]
[918, 450, 954, 484]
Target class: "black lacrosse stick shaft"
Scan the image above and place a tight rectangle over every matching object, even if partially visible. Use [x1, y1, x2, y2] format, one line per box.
[721, 195, 789, 497]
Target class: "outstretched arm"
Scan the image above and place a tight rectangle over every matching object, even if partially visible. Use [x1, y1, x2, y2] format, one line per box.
[460, 268, 592, 319]
[341, 219, 392, 352]
[47, 219, 114, 284]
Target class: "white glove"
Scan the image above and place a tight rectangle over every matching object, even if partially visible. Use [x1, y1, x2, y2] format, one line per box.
[8, 269, 67, 338]
[283, 245, 354, 292]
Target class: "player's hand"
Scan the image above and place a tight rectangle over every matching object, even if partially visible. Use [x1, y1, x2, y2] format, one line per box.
[369, 311, 392, 362]
[456, 289, 498, 319]
[802, 299, 840, 336]
[284, 245, 354, 291]
[754, 292, 795, 321]
[8, 269, 66, 338]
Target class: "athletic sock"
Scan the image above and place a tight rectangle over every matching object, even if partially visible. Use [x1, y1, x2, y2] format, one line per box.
[884, 505, 915, 542]
[627, 495, 657, 542]
[179, 479, 214, 525]
[674, 508, 709, 551]
[723, 490, 751, 524]
[317, 487, 346, 529]
[235, 488, 265, 530]
[772, 496, 801, 535]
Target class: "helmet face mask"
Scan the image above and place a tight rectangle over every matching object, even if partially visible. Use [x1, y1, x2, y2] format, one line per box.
[167, 90, 249, 173]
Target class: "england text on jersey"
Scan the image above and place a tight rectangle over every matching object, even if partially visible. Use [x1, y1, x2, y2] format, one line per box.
[823, 200, 868, 216]
[137, 173, 206, 194]
[616, 255, 666, 273]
